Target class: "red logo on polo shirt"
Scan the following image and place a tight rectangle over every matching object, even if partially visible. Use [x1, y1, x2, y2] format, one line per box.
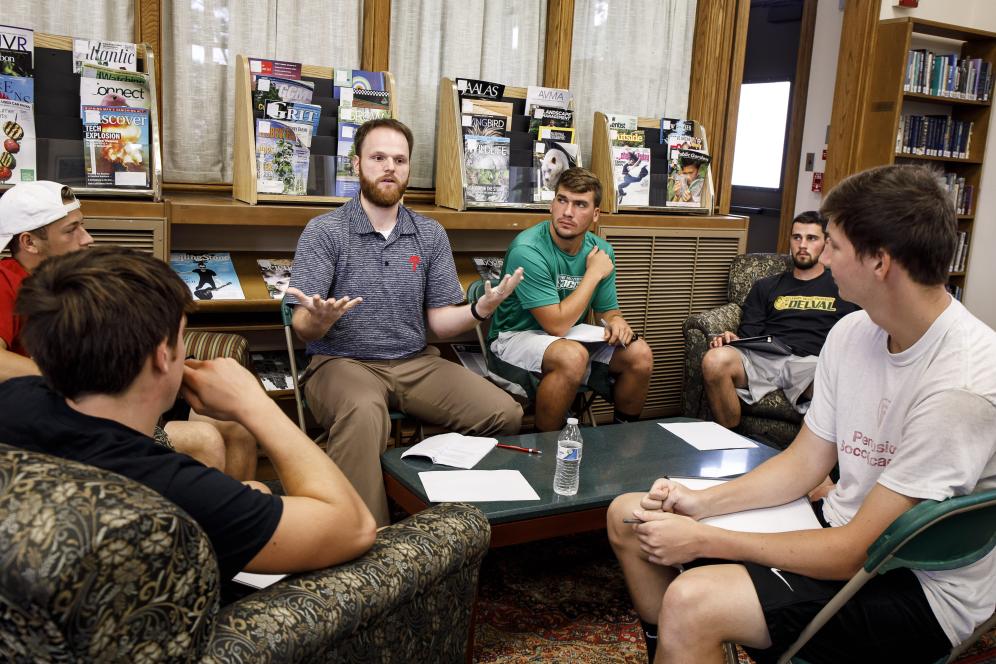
[408, 255, 421, 271]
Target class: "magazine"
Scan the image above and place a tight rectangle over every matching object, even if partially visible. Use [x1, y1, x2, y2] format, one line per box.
[460, 98, 513, 125]
[472, 256, 504, 281]
[255, 118, 311, 195]
[0, 74, 33, 103]
[256, 258, 293, 299]
[248, 57, 302, 85]
[254, 75, 314, 104]
[335, 155, 359, 197]
[660, 117, 695, 144]
[612, 130, 645, 147]
[538, 126, 575, 143]
[340, 88, 390, 111]
[666, 132, 703, 152]
[251, 349, 306, 391]
[527, 106, 573, 137]
[80, 65, 150, 112]
[667, 148, 710, 208]
[534, 140, 579, 201]
[464, 135, 510, 203]
[73, 39, 136, 74]
[338, 106, 389, 124]
[169, 252, 246, 301]
[82, 105, 149, 188]
[462, 113, 508, 137]
[456, 78, 505, 100]
[337, 121, 358, 160]
[607, 113, 638, 132]
[333, 69, 385, 92]
[0, 24, 33, 77]
[613, 146, 651, 207]
[526, 85, 571, 115]
[262, 100, 321, 134]
[0, 99, 35, 184]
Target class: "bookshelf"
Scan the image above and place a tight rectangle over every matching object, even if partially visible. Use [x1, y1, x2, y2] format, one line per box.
[434, 77, 578, 211]
[231, 54, 397, 205]
[0, 32, 163, 200]
[860, 18, 995, 299]
[590, 112, 715, 215]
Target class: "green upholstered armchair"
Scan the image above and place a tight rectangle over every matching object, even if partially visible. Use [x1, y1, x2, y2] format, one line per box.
[0, 444, 490, 663]
[682, 253, 800, 448]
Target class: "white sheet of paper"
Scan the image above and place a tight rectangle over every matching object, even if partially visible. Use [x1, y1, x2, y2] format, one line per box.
[562, 323, 606, 343]
[419, 470, 540, 502]
[659, 421, 758, 450]
[401, 432, 497, 469]
[232, 572, 288, 589]
[669, 478, 821, 533]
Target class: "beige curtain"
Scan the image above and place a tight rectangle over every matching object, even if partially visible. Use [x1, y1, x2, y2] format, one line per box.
[161, 0, 362, 183]
[570, 0, 697, 167]
[389, 0, 547, 189]
[4, 2, 134, 42]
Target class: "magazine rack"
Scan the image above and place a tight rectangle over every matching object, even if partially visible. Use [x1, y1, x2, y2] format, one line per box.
[0, 33, 162, 200]
[591, 111, 714, 215]
[435, 77, 579, 211]
[232, 54, 397, 205]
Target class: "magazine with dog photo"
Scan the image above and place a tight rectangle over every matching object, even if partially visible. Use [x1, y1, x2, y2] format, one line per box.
[533, 139, 579, 202]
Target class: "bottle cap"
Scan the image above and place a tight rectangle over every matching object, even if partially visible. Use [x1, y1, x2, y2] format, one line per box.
[566, 417, 579, 425]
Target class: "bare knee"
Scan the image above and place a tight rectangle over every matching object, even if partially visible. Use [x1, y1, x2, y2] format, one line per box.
[702, 346, 740, 383]
[607, 493, 643, 548]
[167, 421, 226, 471]
[543, 340, 590, 384]
[659, 571, 713, 639]
[619, 339, 653, 377]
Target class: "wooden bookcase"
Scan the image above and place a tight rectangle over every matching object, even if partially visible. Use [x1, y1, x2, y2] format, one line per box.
[859, 18, 994, 298]
[231, 54, 397, 205]
[0, 33, 163, 200]
[434, 77, 578, 211]
[591, 111, 715, 215]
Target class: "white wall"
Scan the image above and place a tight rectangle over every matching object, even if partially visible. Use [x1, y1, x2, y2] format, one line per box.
[881, 0, 996, 328]
[793, 0, 844, 217]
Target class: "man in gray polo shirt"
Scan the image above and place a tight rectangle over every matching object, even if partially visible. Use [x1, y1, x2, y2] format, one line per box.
[286, 118, 524, 525]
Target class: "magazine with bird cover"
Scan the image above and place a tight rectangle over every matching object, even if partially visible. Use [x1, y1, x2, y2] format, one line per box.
[613, 146, 651, 207]
[0, 74, 33, 103]
[169, 252, 245, 301]
[73, 39, 137, 74]
[82, 105, 149, 188]
[79, 65, 150, 114]
[0, 24, 33, 77]
[262, 100, 321, 134]
[527, 106, 573, 138]
[464, 135, 510, 203]
[462, 113, 508, 137]
[0, 98, 35, 184]
[526, 86, 571, 115]
[456, 78, 505, 100]
[667, 148, 711, 208]
[255, 118, 311, 195]
[534, 139, 579, 202]
[256, 257, 293, 299]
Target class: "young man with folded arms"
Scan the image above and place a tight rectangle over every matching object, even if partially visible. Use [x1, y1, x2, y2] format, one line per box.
[608, 165, 996, 664]
[0, 247, 376, 580]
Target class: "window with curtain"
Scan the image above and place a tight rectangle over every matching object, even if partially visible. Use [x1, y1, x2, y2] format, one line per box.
[569, 0, 697, 168]
[389, 0, 546, 189]
[4, 2, 134, 43]
[161, 0, 362, 183]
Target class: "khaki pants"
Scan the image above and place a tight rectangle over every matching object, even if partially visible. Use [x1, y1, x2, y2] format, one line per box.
[304, 348, 522, 525]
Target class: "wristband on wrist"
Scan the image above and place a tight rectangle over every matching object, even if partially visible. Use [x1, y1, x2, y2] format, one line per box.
[470, 299, 491, 321]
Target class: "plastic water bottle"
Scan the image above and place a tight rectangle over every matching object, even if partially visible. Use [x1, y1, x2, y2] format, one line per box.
[553, 418, 583, 496]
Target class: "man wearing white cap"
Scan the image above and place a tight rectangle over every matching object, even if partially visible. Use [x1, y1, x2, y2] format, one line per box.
[0, 181, 256, 479]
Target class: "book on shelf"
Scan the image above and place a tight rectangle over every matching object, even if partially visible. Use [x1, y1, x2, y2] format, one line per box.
[0, 24, 33, 77]
[255, 118, 311, 195]
[461, 98, 513, 126]
[248, 58, 302, 85]
[896, 115, 972, 159]
[79, 64, 150, 112]
[464, 134, 510, 203]
[261, 100, 321, 134]
[613, 146, 651, 207]
[456, 77, 505, 100]
[256, 258, 293, 299]
[251, 349, 306, 392]
[538, 125, 575, 143]
[903, 48, 992, 101]
[472, 256, 505, 281]
[462, 113, 508, 137]
[0, 99, 35, 184]
[333, 69, 386, 93]
[667, 148, 710, 208]
[527, 106, 573, 138]
[72, 39, 137, 74]
[525, 85, 571, 115]
[534, 139, 579, 202]
[0, 74, 33, 103]
[81, 105, 149, 188]
[169, 252, 246, 301]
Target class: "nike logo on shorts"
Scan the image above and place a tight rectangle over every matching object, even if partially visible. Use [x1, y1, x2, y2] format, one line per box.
[770, 567, 794, 591]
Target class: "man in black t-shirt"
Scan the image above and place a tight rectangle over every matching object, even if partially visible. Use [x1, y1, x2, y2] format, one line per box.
[702, 211, 858, 429]
[0, 247, 376, 580]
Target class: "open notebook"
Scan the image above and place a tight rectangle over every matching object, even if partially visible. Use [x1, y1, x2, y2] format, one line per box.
[400, 432, 497, 469]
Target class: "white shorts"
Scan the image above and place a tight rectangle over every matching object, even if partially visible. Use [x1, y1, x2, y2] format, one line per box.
[490, 330, 616, 383]
[733, 347, 818, 413]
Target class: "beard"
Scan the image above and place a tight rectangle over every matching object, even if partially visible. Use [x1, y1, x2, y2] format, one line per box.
[792, 251, 819, 270]
[359, 164, 408, 208]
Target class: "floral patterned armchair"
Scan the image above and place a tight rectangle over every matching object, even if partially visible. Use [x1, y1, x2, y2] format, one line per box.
[0, 444, 489, 663]
[682, 252, 801, 449]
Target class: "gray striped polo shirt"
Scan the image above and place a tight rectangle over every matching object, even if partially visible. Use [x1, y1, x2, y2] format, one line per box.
[286, 196, 463, 360]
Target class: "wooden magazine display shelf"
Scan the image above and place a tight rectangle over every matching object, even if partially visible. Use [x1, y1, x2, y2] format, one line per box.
[0, 33, 163, 200]
[859, 17, 994, 299]
[231, 54, 397, 205]
[434, 77, 578, 211]
[591, 112, 714, 215]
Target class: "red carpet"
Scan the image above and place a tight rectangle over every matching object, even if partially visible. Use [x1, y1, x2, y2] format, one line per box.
[472, 531, 996, 663]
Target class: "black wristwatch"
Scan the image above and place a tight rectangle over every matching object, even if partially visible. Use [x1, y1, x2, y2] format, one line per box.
[470, 299, 492, 321]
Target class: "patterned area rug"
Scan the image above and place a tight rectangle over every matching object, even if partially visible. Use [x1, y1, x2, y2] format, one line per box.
[472, 531, 996, 663]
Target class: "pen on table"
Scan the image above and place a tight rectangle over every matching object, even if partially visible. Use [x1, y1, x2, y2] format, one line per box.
[599, 317, 628, 348]
[496, 442, 542, 455]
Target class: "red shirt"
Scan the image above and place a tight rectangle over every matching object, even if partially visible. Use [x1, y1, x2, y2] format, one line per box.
[0, 257, 30, 356]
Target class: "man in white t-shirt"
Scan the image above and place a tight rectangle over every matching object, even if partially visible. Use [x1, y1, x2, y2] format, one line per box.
[607, 164, 996, 664]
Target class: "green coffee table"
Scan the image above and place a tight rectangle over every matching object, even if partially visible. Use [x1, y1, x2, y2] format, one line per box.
[381, 418, 780, 547]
